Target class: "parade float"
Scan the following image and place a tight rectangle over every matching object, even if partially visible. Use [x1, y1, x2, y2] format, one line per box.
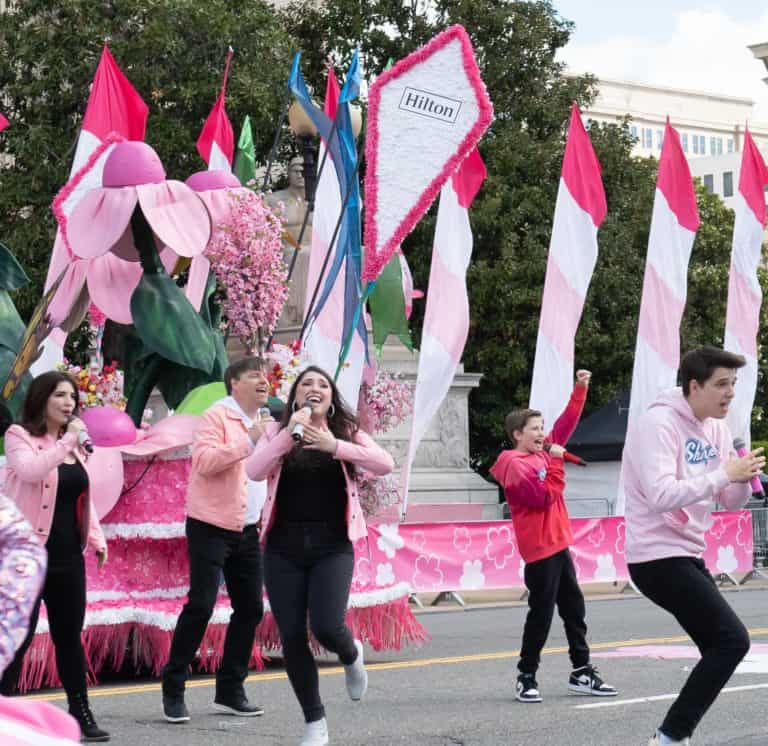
[0, 24, 499, 690]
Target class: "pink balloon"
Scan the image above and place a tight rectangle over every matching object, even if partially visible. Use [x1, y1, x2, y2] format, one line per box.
[80, 406, 137, 447]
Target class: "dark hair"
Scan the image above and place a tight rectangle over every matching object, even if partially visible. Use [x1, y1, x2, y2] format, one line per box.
[504, 408, 542, 447]
[19, 371, 79, 437]
[281, 365, 359, 474]
[224, 356, 264, 395]
[680, 346, 746, 396]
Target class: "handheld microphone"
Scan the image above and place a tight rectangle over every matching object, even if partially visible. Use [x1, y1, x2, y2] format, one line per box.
[67, 416, 93, 454]
[291, 403, 313, 442]
[733, 438, 764, 496]
[258, 406, 271, 420]
[543, 442, 587, 467]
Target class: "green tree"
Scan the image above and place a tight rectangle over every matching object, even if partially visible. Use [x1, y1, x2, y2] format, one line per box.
[0, 0, 295, 322]
[283, 0, 760, 472]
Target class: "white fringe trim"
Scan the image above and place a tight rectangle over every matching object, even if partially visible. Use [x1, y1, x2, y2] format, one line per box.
[33, 583, 413, 635]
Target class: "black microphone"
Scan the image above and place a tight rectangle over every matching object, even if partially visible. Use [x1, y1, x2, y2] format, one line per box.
[67, 416, 93, 453]
[291, 403, 314, 442]
[543, 442, 587, 467]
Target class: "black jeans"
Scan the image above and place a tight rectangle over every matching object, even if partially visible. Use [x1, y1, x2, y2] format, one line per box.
[162, 518, 264, 698]
[264, 523, 357, 723]
[0, 554, 87, 698]
[629, 556, 750, 740]
[519, 548, 590, 675]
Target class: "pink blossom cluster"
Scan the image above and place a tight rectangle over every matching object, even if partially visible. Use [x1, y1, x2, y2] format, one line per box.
[206, 190, 288, 352]
[358, 370, 413, 435]
[356, 470, 401, 518]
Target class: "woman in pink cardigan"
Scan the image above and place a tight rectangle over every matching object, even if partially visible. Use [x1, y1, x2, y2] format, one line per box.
[246, 365, 393, 746]
[0, 371, 109, 742]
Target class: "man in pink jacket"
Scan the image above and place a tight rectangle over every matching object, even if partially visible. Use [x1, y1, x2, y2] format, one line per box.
[161, 357, 273, 724]
[623, 346, 765, 746]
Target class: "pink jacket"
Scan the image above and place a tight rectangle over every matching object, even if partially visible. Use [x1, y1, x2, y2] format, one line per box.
[245, 422, 394, 543]
[3, 425, 106, 554]
[623, 388, 750, 564]
[186, 404, 255, 532]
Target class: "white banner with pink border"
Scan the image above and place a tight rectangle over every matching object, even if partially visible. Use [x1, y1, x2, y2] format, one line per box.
[367, 511, 754, 593]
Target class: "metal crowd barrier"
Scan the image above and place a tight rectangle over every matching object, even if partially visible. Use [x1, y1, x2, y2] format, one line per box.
[741, 504, 768, 585]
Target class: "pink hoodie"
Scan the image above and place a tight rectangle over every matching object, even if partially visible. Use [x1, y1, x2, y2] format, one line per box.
[623, 387, 750, 564]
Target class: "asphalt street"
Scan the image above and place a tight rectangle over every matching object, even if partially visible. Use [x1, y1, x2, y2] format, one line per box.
[19, 587, 768, 745]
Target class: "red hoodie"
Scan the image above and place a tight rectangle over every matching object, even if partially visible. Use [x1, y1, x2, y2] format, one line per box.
[489, 385, 586, 563]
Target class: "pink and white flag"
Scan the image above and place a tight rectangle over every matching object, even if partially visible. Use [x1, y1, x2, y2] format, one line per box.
[34, 46, 148, 375]
[618, 119, 699, 514]
[724, 128, 768, 443]
[401, 148, 486, 516]
[197, 48, 234, 172]
[302, 67, 365, 410]
[530, 104, 606, 427]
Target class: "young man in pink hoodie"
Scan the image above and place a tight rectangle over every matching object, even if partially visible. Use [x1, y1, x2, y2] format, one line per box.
[490, 369, 617, 704]
[623, 346, 765, 746]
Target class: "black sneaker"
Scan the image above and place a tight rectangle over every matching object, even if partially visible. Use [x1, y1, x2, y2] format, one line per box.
[515, 673, 542, 703]
[568, 664, 618, 696]
[162, 694, 190, 723]
[213, 694, 264, 717]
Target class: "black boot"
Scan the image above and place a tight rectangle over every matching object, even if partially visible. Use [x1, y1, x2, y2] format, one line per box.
[67, 691, 110, 742]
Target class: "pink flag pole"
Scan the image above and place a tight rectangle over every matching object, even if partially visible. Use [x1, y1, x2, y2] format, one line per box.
[530, 103, 606, 427]
[400, 149, 486, 518]
[724, 127, 768, 443]
[617, 118, 700, 515]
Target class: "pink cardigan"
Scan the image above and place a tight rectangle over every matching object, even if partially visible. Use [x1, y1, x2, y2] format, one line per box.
[3, 425, 106, 554]
[185, 404, 254, 532]
[245, 422, 394, 543]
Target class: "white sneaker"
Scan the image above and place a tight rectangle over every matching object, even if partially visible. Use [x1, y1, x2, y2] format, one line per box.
[300, 717, 329, 746]
[648, 731, 690, 745]
[344, 639, 368, 701]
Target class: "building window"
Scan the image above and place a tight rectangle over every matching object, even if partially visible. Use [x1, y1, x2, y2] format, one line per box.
[656, 129, 663, 150]
[727, 138, 734, 153]
[630, 125, 638, 141]
[644, 128, 653, 148]
[692, 136, 699, 155]
[703, 174, 714, 193]
[723, 171, 734, 198]
[681, 133, 688, 152]
[700, 135, 707, 153]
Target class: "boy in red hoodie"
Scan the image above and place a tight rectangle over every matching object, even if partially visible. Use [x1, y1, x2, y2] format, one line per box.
[490, 369, 617, 703]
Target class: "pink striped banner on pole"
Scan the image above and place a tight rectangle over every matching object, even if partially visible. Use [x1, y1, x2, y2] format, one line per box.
[197, 48, 235, 172]
[400, 149, 486, 517]
[33, 46, 148, 375]
[725, 128, 768, 443]
[530, 104, 606, 426]
[618, 119, 699, 514]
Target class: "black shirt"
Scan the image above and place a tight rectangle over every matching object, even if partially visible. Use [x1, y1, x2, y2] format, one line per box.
[272, 448, 348, 533]
[46, 460, 88, 563]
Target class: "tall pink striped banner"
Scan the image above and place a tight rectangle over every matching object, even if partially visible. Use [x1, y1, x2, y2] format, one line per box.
[33, 46, 148, 376]
[724, 129, 768, 443]
[530, 104, 606, 426]
[618, 120, 699, 514]
[401, 149, 486, 516]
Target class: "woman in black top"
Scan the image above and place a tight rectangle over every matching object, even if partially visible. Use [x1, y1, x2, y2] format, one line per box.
[246, 366, 394, 746]
[0, 371, 110, 742]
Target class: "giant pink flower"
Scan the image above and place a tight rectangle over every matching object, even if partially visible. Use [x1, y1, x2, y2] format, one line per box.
[50, 140, 211, 326]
